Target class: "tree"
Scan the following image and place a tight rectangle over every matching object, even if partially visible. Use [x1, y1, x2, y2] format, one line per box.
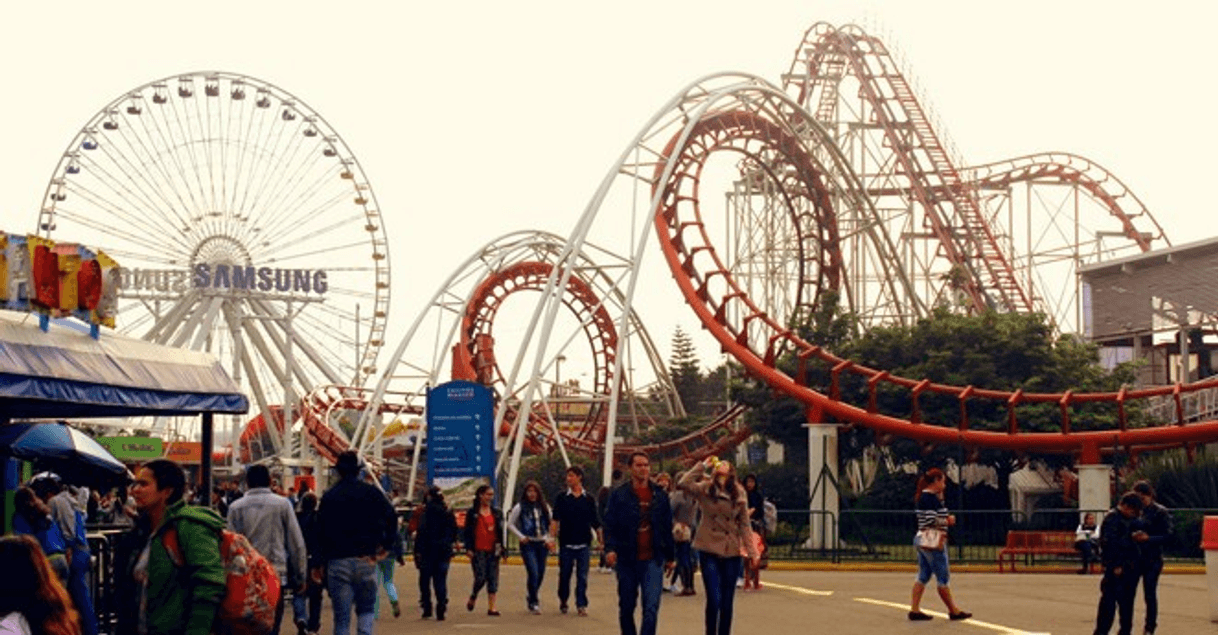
[736, 304, 1139, 506]
[732, 291, 859, 463]
[669, 326, 704, 415]
[513, 452, 604, 503]
[841, 309, 1137, 499]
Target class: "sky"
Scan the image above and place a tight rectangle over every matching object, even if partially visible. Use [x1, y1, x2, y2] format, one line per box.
[2, 0, 1215, 376]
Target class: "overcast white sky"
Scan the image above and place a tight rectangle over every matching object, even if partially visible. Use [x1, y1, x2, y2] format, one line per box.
[2, 1, 1214, 371]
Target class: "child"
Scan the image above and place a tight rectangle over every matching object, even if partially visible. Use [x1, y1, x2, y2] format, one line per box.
[742, 529, 765, 590]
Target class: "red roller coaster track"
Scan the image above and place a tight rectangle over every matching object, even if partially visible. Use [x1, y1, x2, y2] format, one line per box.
[645, 24, 1218, 462]
[240, 23, 1202, 473]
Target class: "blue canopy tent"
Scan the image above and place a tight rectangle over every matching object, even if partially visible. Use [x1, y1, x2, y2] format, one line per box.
[0, 310, 249, 515]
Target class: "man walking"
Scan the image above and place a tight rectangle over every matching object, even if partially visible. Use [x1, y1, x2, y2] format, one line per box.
[34, 474, 97, 635]
[604, 452, 675, 635]
[316, 451, 398, 635]
[1132, 481, 1173, 635]
[1093, 492, 1144, 635]
[227, 464, 308, 635]
[551, 465, 603, 616]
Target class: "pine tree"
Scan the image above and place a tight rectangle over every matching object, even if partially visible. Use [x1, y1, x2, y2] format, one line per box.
[670, 326, 703, 414]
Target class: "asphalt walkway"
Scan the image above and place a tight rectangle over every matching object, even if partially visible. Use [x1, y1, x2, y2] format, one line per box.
[304, 561, 1215, 635]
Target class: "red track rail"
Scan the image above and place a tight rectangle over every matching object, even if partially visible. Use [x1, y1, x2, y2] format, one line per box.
[238, 385, 419, 466]
[453, 261, 617, 451]
[650, 89, 1218, 458]
[786, 23, 1031, 313]
[961, 152, 1167, 251]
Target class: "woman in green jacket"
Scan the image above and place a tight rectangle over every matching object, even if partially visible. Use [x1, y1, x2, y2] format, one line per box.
[130, 459, 227, 635]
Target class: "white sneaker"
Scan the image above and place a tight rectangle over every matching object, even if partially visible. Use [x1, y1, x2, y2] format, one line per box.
[735, 578, 744, 588]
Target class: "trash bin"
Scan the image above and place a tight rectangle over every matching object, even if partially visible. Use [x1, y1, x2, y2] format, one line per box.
[1204, 516, 1218, 622]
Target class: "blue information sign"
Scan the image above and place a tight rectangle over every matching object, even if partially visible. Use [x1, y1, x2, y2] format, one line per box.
[426, 381, 495, 505]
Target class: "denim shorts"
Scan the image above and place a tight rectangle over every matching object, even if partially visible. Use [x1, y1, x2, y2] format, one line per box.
[915, 544, 950, 586]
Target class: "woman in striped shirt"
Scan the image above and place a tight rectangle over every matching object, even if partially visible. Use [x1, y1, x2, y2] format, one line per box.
[909, 468, 971, 622]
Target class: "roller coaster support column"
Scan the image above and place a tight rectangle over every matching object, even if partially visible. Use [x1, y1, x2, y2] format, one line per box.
[804, 423, 842, 551]
[1077, 443, 1111, 517]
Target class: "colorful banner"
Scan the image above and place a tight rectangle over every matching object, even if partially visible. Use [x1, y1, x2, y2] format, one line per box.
[0, 232, 119, 328]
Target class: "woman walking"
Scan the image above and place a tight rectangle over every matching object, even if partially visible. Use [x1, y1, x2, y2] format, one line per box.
[11, 486, 70, 583]
[414, 486, 458, 620]
[507, 481, 552, 614]
[908, 467, 971, 622]
[678, 457, 759, 635]
[463, 485, 505, 616]
[375, 515, 405, 619]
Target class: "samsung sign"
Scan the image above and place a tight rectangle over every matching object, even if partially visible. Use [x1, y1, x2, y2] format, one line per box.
[120, 265, 328, 295]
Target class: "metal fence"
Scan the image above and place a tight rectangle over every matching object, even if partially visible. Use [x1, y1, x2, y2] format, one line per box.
[764, 507, 1218, 565]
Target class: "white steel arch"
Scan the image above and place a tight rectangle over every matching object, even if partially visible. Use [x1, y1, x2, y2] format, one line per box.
[355, 230, 682, 500]
[501, 72, 923, 507]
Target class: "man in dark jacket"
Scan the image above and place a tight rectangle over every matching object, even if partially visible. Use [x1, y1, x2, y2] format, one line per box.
[1132, 480, 1173, 635]
[604, 452, 675, 635]
[316, 451, 398, 635]
[1093, 492, 1144, 635]
[413, 486, 458, 621]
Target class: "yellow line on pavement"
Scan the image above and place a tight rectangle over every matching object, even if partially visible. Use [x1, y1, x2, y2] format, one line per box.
[853, 597, 1050, 635]
[760, 581, 833, 596]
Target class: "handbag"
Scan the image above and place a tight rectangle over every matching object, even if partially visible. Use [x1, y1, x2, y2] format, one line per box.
[916, 527, 946, 551]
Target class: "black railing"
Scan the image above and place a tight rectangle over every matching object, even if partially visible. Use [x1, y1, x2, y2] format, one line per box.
[766, 507, 1218, 564]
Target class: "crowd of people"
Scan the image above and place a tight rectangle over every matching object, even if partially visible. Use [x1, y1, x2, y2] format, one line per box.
[0, 453, 1183, 635]
[392, 452, 767, 635]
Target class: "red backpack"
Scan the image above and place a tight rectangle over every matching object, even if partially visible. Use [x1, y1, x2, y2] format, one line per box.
[163, 518, 281, 635]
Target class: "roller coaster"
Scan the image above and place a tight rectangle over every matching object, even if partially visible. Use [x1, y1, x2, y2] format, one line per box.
[230, 21, 1218, 497]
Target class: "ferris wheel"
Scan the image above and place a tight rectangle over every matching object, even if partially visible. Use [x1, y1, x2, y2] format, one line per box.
[37, 71, 391, 450]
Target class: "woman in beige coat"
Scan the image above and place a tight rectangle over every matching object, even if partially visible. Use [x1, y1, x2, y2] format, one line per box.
[678, 458, 759, 635]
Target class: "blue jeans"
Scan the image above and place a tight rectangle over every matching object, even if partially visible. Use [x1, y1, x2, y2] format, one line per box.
[675, 542, 695, 589]
[68, 550, 97, 635]
[326, 557, 378, 635]
[699, 552, 742, 635]
[615, 558, 663, 635]
[417, 559, 450, 612]
[374, 559, 398, 618]
[520, 541, 548, 608]
[557, 546, 590, 609]
[915, 546, 950, 586]
[1138, 559, 1163, 633]
[292, 576, 323, 632]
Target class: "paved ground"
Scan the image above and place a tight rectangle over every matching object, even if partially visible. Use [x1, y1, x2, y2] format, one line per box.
[303, 561, 1216, 635]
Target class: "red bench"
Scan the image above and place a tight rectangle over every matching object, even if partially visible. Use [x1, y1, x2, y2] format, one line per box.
[997, 530, 1089, 572]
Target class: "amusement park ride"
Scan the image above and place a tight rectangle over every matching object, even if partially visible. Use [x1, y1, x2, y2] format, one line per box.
[33, 23, 1218, 514]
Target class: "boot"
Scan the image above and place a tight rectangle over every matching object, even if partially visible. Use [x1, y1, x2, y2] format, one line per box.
[436, 603, 446, 621]
[421, 604, 432, 619]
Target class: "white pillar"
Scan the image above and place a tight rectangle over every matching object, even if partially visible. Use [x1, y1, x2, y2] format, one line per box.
[1078, 464, 1111, 516]
[805, 424, 839, 550]
[766, 439, 784, 464]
